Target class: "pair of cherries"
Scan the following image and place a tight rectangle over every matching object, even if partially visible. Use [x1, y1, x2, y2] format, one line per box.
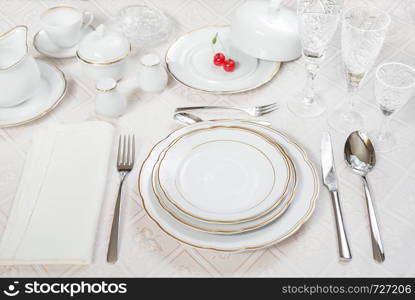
[213, 53, 235, 72]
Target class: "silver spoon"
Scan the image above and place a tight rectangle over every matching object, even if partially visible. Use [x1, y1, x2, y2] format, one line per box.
[173, 112, 272, 126]
[173, 112, 203, 125]
[344, 131, 385, 262]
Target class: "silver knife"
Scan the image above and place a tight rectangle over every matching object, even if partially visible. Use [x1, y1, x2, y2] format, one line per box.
[321, 132, 352, 261]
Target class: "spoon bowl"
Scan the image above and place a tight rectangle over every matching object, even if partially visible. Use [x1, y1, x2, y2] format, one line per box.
[174, 112, 203, 125]
[344, 131, 376, 176]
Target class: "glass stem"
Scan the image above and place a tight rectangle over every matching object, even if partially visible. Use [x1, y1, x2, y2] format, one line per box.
[345, 71, 362, 113]
[378, 113, 392, 140]
[303, 58, 319, 105]
[347, 83, 359, 113]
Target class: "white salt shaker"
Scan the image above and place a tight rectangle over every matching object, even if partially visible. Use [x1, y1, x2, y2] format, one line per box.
[137, 53, 168, 93]
[95, 78, 127, 118]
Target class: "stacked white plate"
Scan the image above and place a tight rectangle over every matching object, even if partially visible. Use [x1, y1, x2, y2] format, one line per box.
[138, 120, 319, 252]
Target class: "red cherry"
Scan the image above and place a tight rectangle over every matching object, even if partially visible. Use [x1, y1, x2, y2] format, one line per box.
[213, 53, 225, 66]
[223, 59, 236, 72]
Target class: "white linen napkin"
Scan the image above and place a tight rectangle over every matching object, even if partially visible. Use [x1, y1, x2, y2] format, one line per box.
[0, 121, 115, 265]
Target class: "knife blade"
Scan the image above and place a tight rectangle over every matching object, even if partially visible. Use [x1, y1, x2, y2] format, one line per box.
[321, 132, 338, 191]
[321, 132, 352, 261]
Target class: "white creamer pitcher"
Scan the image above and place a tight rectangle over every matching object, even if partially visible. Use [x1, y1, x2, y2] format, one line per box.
[0, 25, 41, 107]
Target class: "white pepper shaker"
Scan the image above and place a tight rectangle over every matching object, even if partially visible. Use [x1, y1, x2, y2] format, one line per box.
[137, 53, 168, 93]
[95, 78, 127, 118]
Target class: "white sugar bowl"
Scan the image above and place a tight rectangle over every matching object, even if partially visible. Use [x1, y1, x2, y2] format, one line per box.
[95, 78, 127, 118]
[137, 53, 168, 93]
[230, 0, 301, 61]
[77, 24, 131, 81]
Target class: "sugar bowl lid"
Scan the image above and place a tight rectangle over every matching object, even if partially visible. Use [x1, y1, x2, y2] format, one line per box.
[77, 24, 131, 65]
[230, 0, 301, 62]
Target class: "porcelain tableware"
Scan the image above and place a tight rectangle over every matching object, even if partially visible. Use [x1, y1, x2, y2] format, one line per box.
[152, 137, 297, 234]
[138, 119, 319, 251]
[95, 78, 127, 118]
[158, 126, 292, 223]
[33, 25, 93, 59]
[0, 25, 41, 107]
[230, 0, 301, 61]
[40, 6, 94, 48]
[137, 54, 168, 93]
[77, 24, 131, 81]
[165, 26, 281, 94]
[0, 60, 66, 127]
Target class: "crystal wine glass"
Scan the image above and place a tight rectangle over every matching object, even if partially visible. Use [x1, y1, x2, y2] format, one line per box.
[370, 62, 415, 152]
[328, 6, 390, 132]
[288, 0, 342, 118]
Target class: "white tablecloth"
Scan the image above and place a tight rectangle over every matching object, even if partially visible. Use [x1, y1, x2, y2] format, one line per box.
[0, 0, 414, 277]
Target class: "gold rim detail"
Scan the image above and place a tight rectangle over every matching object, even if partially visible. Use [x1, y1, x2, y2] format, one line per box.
[156, 126, 292, 224]
[0, 62, 67, 128]
[0, 25, 29, 71]
[137, 120, 320, 252]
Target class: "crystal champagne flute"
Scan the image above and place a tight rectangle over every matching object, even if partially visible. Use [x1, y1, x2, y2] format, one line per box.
[288, 0, 342, 118]
[328, 6, 390, 132]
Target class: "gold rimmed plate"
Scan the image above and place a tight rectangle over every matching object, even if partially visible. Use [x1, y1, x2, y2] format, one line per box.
[157, 126, 292, 224]
[0, 60, 66, 128]
[152, 143, 297, 234]
[165, 26, 281, 94]
[138, 120, 319, 252]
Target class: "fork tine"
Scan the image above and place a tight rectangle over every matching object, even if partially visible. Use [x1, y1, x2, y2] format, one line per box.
[117, 135, 122, 166]
[131, 135, 135, 165]
[257, 104, 279, 112]
[122, 134, 127, 166]
[258, 106, 279, 115]
[126, 135, 131, 166]
[257, 102, 278, 110]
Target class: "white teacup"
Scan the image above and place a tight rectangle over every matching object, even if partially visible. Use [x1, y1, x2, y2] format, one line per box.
[41, 6, 94, 48]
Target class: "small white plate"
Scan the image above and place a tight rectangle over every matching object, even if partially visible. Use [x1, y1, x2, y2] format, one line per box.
[158, 126, 291, 223]
[138, 120, 319, 251]
[33, 26, 94, 59]
[166, 26, 281, 94]
[0, 60, 67, 127]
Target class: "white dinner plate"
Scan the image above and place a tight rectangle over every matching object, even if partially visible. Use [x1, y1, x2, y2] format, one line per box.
[138, 120, 319, 252]
[157, 126, 291, 223]
[33, 26, 94, 59]
[152, 149, 297, 234]
[0, 60, 67, 128]
[165, 26, 281, 94]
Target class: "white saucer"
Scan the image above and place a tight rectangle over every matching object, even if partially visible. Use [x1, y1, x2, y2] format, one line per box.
[33, 26, 94, 59]
[0, 60, 67, 128]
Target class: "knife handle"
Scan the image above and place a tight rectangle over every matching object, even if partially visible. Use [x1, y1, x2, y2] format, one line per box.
[330, 190, 352, 261]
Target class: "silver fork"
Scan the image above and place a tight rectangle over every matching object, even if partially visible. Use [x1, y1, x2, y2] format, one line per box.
[107, 134, 135, 264]
[174, 102, 279, 117]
